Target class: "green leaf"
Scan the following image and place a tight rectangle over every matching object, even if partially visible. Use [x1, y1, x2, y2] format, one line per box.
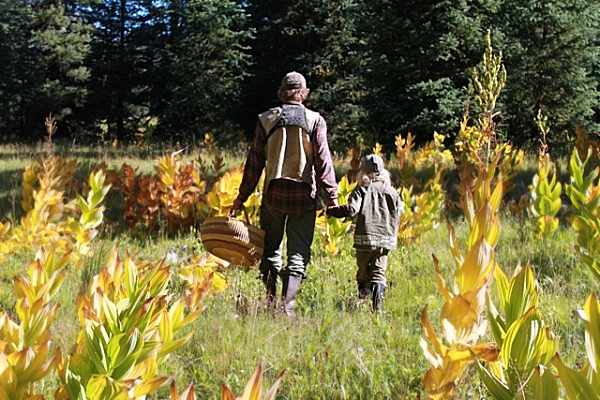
[475, 359, 513, 400]
[501, 308, 557, 376]
[505, 264, 538, 326]
[552, 354, 600, 400]
[525, 365, 559, 400]
[107, 329, 143, 380]
[86, 374, 123, 400]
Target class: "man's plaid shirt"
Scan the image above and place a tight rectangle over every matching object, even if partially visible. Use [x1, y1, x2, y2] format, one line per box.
[237, 110, 338, 214]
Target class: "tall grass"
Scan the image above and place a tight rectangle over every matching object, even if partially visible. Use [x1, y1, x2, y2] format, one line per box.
[0, 144, 592, 399]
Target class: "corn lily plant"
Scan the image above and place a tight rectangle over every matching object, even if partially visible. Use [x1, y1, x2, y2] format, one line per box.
[170, 379, 197, 400]
[420, 153, 503, 399]
[528, 110, 561, 236]
[55, 247, 224, 399]
[0, 249, 67, 399]
[315, 175, 356, 255]
[477, 263, 559, 399]
[565, 148, 600, 282]
[398, 170, 446, 243]
[6, 164, 110, 268]
[529, 153, 562, 236]
[202, 167, 262, 224]
[552, 293, 600, 399]
[156, 153, 206, 233]
[558, 145, 600, 398]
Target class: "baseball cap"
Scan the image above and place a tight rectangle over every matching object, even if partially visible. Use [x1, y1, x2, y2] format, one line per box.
[280, 71, 307, 90]
[360, 154, 384, 174]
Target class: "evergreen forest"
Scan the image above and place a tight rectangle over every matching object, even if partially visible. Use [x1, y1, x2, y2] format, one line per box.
[1, 0, 599, 154]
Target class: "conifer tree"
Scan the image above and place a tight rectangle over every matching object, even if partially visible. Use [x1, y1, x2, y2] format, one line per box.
[242, 0, 366, 151]
[498, 0, 600, 149]
[0, 0, 91, 139]
[162, 0, 253, 143]
[362, 0, 500, 146]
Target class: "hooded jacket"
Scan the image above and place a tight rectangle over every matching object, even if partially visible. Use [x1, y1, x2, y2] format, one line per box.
[327, 170, 403, 250]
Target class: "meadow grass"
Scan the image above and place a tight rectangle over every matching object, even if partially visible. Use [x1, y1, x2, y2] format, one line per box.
[0, 144, 595, 399]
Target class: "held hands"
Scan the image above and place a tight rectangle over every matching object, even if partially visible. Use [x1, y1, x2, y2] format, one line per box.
[325, 205, 347, 219]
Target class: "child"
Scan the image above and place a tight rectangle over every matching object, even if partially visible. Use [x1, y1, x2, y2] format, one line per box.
[326, 154, 403, 311]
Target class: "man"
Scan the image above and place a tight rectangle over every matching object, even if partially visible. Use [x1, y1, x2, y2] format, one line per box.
[232, 71, 338, 316]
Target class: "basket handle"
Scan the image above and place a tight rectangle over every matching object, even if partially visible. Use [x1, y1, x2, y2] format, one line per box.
[229, 206, 252, 225]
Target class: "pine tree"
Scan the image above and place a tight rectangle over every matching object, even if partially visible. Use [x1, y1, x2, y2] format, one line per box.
[242, 0, 367, 151]
[30, 1, 92, 137]
[0, 0, 91, 140]
[161, 0, 253, 143]
[498, 0, 600, 149]
[0, 0, 35, 139]
[362, 0, 500, 146]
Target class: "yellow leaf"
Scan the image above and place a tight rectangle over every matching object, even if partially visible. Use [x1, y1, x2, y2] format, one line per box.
[132, 376, 170, 397]
[440, 295, 479, 344]
[552, 354, 598, 400]
[421, 306, 447, 356]
[455, 237, 493, 294]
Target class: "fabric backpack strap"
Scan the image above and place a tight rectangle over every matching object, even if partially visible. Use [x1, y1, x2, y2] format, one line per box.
[262, 104, 319, 141]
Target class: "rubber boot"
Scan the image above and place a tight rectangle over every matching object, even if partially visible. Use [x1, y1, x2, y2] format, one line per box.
[263, 272, 278, 309]
[357, 282, 372, 301]
[282, 275, 302, 317]
[371, 283, 386, 312]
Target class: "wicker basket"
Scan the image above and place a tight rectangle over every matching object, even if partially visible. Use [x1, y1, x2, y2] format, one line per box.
[200, 211, 265, 267]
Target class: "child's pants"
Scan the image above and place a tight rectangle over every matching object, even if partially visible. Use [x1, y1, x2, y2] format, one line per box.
[356, 247, 389, 286]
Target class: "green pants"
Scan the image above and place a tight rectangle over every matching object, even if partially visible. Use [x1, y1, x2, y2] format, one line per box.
[259, 204, 316, 280]
[356, 248, 389, 286]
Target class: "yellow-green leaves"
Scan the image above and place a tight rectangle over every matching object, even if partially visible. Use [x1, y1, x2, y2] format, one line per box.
[316, 175, 355, 255]
[57, 247, 217, 399]
[422, 146, 503, 398]
[479, 264, 559, 399]
[0, 250, 65, 398]
[398, 170, 446, 244]
[529, 154, 562, 236]
[553, 293, 600, 399]
[221, 362, 285, 400]
[565, 148, 600, 283]
[553, 354, 600, 400]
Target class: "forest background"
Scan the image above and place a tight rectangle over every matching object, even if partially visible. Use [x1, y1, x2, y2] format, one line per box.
[2, 1, 600, 398]
[1, 0, 599, 154]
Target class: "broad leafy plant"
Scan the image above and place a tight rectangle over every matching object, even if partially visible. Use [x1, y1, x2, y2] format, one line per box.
[221, 361, 285, 400]
[420, 154, 503, 399]
[552, 293, 600, 399]
[0, 249, 68, 399]
[55, 247, 225, 399]
[565, 148, 600, 282]
[316, 175, 356, 255]
[477, 263, 559, 399]
[528, 110, 562, 236]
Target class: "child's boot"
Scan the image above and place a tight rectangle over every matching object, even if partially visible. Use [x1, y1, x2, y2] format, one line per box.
[357, 282, 372, 303]
[371, 283, 386, 311]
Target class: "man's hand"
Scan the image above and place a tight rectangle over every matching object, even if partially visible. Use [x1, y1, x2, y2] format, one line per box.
[324, 198, 338, 208]
[230, 198, 244, 216]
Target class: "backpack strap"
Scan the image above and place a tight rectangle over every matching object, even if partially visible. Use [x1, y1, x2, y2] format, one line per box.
[260, 104, 319, 141]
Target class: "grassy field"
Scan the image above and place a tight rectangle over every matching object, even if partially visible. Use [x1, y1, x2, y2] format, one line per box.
[0, 143, 595, 399]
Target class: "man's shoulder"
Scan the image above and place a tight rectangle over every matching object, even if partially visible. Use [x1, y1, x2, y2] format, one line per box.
[259, 106, 282, 118]
[258, 107, 282, 127]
